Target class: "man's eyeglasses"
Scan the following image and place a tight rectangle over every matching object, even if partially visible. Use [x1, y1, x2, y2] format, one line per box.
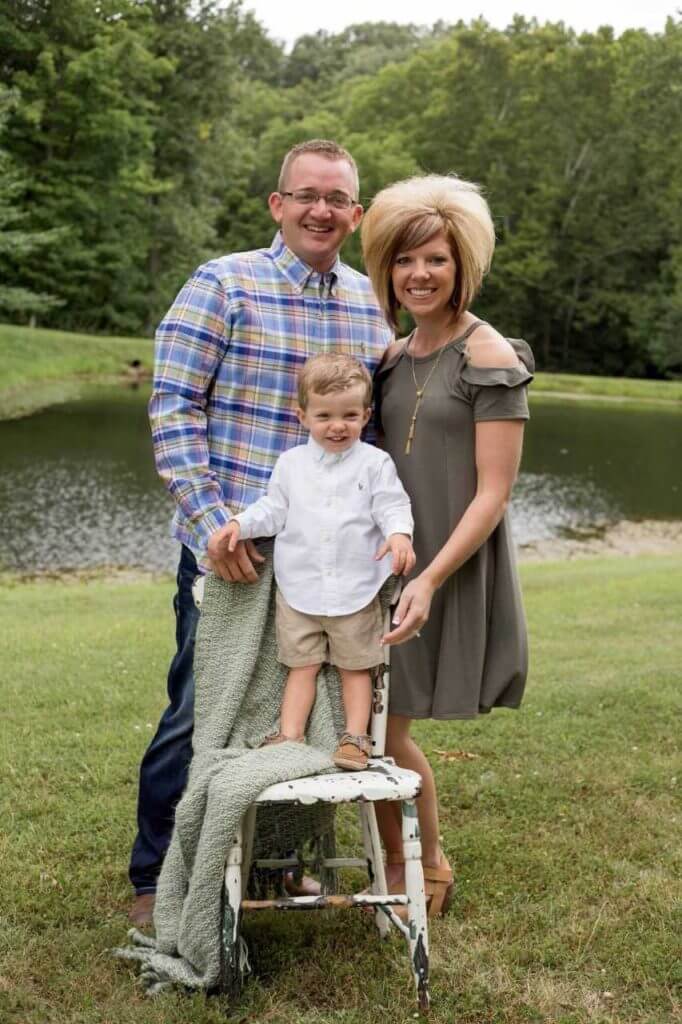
[279, 189, 357, 210]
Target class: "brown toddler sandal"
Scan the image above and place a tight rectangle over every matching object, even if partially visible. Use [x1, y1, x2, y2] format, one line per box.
[333, 732, 372, 771]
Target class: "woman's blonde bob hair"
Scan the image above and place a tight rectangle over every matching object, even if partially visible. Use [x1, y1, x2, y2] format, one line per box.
[361, 174, 495, 331]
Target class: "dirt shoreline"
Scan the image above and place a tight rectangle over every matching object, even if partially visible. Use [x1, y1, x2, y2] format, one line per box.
[2, 520, 680, 584]
[518, 518, 682, 562]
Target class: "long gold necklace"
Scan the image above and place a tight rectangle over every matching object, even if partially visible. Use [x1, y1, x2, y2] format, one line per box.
[405, 333, 448, 455]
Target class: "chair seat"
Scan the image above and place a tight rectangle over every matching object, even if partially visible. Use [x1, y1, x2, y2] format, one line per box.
[255, 759, 422, 805]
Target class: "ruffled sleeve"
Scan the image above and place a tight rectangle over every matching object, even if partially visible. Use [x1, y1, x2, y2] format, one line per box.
[459, 337, 534, 422]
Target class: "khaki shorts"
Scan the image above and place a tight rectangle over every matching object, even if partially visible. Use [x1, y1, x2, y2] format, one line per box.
[275, 590, 384, 671]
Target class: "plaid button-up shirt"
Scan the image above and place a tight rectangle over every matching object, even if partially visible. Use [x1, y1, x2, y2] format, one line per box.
[149, 233, 393, 555]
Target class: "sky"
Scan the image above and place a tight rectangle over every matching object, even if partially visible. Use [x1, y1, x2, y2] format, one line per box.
[242, 0, 679, 48]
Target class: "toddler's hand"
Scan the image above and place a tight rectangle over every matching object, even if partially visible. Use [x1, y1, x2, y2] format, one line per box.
[224, 520, 241, 553]
[375, 533, 416, 576]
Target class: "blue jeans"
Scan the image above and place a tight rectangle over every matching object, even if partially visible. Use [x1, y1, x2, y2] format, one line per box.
[129, 545, 199, 894]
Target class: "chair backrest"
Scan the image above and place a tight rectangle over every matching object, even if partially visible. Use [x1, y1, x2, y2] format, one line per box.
[370, 581, 401, 758]
[370, 651, 390, 757]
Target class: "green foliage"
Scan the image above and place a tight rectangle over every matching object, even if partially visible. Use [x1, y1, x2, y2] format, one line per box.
[0, 1, 285, 331]
[281, 21, 442, 87]
[1, 5, 681, 376]
[1, 0, 168, 331]
[0, 87, 62, 316]
[343, 18, 682, 376]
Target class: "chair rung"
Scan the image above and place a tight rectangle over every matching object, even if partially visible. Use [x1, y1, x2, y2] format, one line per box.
[251, 855, 367, 868]
[241, 893, 409, 911]
[251, 858, 300, 868]
[319, 857, 367, 868]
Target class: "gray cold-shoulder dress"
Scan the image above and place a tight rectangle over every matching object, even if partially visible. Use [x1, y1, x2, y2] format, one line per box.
[376, 320, 534, 719]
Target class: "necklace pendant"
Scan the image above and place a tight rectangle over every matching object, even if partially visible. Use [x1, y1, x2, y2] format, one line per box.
[405, 418, 416, 455]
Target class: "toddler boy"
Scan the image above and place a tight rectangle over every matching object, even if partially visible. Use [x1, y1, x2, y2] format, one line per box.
[222, 353, 415, 770]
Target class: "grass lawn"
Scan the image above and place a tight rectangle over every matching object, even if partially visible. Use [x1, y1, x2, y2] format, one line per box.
[1, 556, 680, 1023]
[1, 323, 681, 420]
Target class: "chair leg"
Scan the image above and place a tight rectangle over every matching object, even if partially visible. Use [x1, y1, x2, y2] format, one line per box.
[241, 805, 257, 898]
[221, 819, 245, 996]
[401, 799, 430, 1014]
[320, 826, 338, 895]
[359, 802, 390, 938]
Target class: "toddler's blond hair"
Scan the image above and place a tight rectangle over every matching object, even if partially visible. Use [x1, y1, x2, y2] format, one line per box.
[297, 353, 373, 410]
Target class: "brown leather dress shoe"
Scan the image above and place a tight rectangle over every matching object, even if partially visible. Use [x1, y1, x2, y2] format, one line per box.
[129, 892, 155, 927]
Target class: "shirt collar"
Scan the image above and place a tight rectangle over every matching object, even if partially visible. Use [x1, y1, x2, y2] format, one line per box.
[307, 435, 358, 465]
[269, 231, 340, 296]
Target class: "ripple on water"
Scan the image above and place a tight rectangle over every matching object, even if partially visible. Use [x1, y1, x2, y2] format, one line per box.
[510, 472, 618, 545]
[0, 462, 619, 573]
[0, 459, 178, 573]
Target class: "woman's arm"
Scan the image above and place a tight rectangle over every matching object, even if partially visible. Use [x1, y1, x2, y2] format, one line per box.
[383, 414, 525, 652]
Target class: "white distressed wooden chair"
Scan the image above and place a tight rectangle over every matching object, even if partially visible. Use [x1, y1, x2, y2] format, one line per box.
[219, 594, 430, 1013]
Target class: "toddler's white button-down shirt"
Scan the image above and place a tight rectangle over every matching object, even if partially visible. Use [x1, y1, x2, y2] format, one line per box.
[235, 438, 413, 616]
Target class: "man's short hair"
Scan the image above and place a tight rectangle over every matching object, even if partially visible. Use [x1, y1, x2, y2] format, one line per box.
[361, 174, 495, 331]
[297, 353, 373, 410]
[278, 139, 359, 199]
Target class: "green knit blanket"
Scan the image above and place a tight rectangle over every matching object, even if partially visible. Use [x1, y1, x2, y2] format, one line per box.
[113, 549, 345, 992]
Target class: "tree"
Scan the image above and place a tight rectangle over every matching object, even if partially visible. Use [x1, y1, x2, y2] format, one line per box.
[1, 0, 168, 331]
[0, 86, 62, 319]
[282, 22, 437, 87]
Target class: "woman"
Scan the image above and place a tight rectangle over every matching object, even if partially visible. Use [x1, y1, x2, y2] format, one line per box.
[361, 174, 533, 916]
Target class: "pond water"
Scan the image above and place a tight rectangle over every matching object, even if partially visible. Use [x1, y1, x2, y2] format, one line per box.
[0, 385, 680, 572]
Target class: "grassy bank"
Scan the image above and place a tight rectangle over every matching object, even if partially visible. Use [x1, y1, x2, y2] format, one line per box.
[1, 556, 680, 1024]
[1, 323, 681, 420]
[0, 323, 153, 418]
[532, 371, 682, 404]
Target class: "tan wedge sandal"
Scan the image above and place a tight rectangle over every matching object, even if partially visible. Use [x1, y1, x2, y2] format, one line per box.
[423, 856, 454, 918]
[384, 852, 454, 918]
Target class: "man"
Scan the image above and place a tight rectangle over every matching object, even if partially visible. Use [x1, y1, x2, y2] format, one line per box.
[129, 139, 392, 925]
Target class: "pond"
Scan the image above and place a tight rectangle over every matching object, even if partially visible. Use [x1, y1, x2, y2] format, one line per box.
[0, 386, 680, 572]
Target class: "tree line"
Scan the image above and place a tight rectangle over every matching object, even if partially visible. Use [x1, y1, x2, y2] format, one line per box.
[1, 1, 681, 376]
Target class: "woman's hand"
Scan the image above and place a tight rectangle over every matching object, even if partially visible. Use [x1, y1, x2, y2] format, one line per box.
[381, 574, 436, 646]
